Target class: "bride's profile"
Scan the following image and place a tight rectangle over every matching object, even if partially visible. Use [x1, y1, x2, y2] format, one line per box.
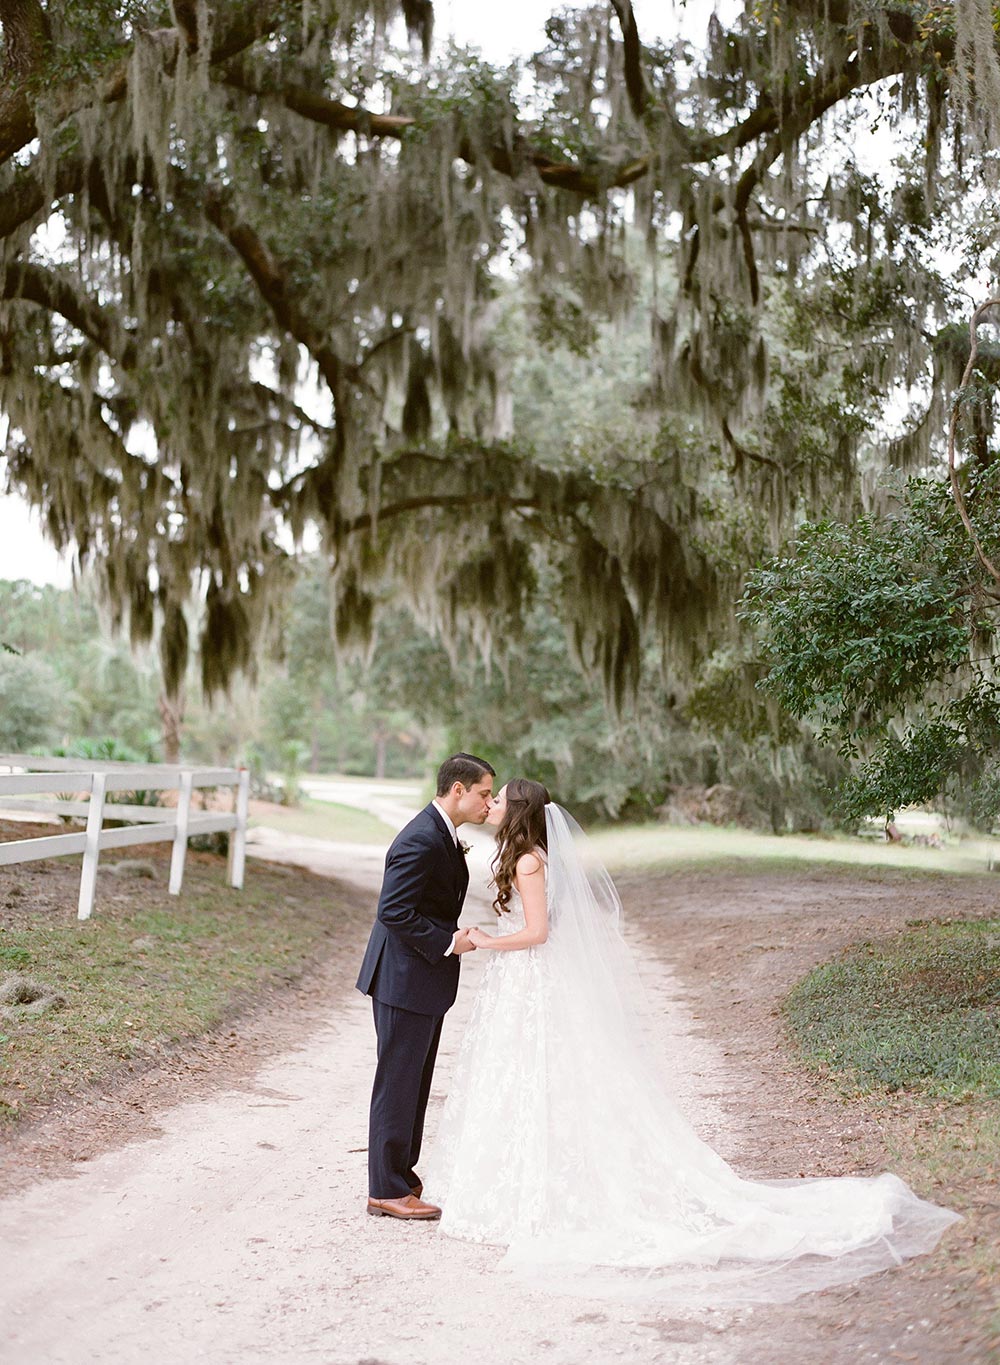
[421, 778, 960, 1306]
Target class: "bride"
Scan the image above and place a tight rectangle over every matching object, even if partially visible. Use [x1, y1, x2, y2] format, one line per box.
[421, 778, 960, 1306]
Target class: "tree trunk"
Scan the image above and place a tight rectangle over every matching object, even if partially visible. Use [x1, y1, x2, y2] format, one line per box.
[158, 689, 184, 765]
[310, 693, 323, 771]
[373, 727, 388, 780]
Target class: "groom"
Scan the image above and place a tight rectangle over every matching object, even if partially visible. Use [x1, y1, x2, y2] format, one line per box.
[357, 752, 496, 1220]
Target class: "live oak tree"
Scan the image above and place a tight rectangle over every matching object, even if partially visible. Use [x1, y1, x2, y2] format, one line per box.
[3, 0, 1000, 758]
[743, 302, 1000, 828]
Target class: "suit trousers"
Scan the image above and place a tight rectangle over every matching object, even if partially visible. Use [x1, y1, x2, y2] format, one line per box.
[368, 998, 444, 1199]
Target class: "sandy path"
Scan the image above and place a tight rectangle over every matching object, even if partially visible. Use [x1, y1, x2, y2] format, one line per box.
[298, 778, 421, 831]
[0, 832, 750, 1365]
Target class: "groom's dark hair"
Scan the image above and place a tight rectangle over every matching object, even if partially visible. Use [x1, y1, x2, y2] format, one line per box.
[436, 752, 496, 795]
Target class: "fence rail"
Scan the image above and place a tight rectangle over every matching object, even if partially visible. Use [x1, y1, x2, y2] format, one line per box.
[0, 753, 250, 920]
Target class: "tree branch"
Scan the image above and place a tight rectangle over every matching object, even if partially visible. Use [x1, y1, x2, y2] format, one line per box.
[221, 67, 417, 136]
[0, 0, 50, 164]
[0, 153, 86, 240]
[688, 2, 955, 170]
[0, 0, 284, 167]
[2, 261, 136, 366]
[251, 380, 334, 435]
[609, 0, 647, 120]
[202, 185, 348, 457]
[356, 326, 415, 370]
[721, 416, 782, 472]
[949, 298, 1000, 587]
[0, 0, 48, 79]
[335, 491, 543, 535]
[221, 67, 651, 195]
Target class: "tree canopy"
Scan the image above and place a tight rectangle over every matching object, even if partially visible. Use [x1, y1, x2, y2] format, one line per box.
[743, 298, 1000, 828]
[3, 0, 1000, 749]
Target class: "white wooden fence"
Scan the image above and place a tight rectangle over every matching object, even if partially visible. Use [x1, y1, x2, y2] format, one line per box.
[0, 754, 250, 920]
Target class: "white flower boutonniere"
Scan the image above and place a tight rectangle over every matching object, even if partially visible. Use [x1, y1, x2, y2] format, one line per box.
[459, 840, 472, 856]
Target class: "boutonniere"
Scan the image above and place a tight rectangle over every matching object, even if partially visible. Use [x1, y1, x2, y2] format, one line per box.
[459, 840, 472, 856]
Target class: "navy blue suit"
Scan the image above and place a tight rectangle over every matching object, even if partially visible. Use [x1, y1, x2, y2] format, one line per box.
[357, 803, 471, 1198]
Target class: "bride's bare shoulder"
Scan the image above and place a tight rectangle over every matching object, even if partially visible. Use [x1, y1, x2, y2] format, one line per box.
[515, 850, 544, 877]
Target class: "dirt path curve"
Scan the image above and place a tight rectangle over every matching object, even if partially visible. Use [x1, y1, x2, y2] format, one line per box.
[0, 829, 971, 1365]
[0, 831, 751, 1365]
[298, 777, 421, 831]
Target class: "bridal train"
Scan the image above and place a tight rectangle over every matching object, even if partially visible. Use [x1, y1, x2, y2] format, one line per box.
[422, 806, 959, 1306]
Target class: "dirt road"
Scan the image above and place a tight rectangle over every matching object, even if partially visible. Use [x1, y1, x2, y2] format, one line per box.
[0, 833, 985, 1365]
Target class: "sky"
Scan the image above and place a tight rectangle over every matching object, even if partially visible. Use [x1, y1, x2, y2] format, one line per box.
[0, 494, 67, 586]
[436, 0, 717, 57]
[0, 1, 751, 589]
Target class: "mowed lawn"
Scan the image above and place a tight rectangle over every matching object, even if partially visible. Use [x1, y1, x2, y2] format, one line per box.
[592, 821, 1000, 877]
[0, 831, 369, 1127]
[249, 797, 396, 844]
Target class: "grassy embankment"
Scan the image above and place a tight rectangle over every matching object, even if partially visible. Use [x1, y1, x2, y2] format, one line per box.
[590, 826, 1000, 1102]
[249, 796, 397, 843]
[592, 827, 1000, 1113]
[0, 801, 393, 1125]
[589, 820, 999, 876]
[784, 916, 1000, 1315]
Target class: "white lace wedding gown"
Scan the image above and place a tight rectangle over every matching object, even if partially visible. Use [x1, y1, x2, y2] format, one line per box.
[422, 849, 960, 1306]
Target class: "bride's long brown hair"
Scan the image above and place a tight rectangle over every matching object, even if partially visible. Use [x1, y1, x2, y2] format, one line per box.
[491, 777, 550, 915]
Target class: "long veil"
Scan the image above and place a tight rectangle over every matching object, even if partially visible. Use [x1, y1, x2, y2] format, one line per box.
[541, 801, 637, 1019]
[492, 803, 961, 1305]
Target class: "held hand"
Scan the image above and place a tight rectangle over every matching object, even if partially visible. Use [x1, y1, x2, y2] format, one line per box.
[468, 927, 494, 949]
[452, 927, 477, 955]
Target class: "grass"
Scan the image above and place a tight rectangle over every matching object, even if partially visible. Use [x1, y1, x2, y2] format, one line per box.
[785, 917, 998, 1097]
[249, 796, 395, 844]
[784, 918, 1000, 1100]
[303, 772, 422, 789]
[591, 821, 1000, 876]
[0, 850, 368, 1127]
[781, 908, 1000, 1330]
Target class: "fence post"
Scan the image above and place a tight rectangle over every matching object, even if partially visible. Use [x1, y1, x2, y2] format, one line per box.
[228, 767, 250, 889]
[169, 770, 194, 896]
[77, 771, 107, 921]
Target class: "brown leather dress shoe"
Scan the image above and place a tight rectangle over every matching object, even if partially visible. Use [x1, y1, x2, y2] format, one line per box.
[367, 1194, 441, 1220]
[410, 1182, 423, 1199]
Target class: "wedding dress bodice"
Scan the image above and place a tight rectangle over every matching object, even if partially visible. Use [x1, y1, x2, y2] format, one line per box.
[493, 899, 525, 934]
[493, 881, 530, 935]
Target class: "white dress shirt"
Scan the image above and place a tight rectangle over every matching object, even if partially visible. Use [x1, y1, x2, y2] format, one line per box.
[432, 800, 462, 958]
[432, 799, 458, 846]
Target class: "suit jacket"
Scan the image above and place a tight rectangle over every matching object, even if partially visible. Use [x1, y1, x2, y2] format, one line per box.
[356, 803, 471, 1017]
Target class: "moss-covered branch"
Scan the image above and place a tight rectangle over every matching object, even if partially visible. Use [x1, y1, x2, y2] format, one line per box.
[2, 261, 136, 366]
[0, 0, 284, 166]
